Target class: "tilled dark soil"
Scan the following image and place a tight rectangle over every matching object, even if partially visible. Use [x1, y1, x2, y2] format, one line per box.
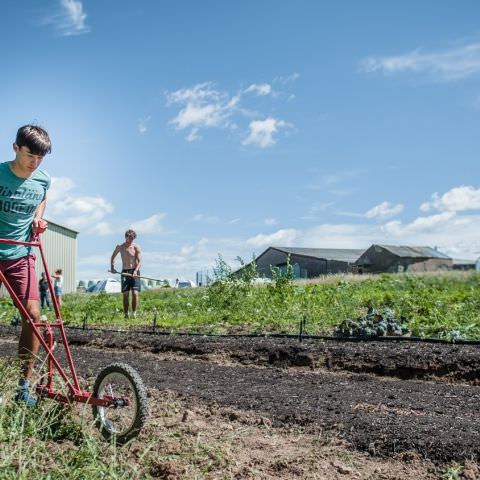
[33, 326, 480, 383]
[1, 327, 479, 465]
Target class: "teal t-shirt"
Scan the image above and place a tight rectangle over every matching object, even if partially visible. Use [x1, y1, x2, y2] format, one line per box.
[0, 161, 51, 260]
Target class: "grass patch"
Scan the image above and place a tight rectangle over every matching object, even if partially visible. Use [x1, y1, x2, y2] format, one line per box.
[0, 360, 144, 479]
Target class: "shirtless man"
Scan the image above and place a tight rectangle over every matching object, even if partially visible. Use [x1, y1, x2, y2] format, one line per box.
[110, 229, 142, 318]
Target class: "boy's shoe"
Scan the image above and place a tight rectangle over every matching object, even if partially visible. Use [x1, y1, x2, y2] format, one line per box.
[124, 313, 129, 319]
[132, 311, 137, 318]
[15, 379, 38, 407]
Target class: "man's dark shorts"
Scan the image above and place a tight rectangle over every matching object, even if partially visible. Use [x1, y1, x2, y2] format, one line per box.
[121, 269, 141, 293]
[0, 254, 39, 301]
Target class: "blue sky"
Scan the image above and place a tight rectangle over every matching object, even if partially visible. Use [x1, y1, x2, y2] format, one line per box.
[1, 0, 480, 282]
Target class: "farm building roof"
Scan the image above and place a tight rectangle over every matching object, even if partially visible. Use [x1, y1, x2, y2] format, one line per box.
[375, 245, 451, 259]
[271, 247, 364, 263]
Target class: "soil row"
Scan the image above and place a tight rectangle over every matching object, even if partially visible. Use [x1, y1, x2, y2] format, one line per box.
[9, 325, 478, 383]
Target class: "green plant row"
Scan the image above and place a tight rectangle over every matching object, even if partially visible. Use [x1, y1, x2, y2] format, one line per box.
[0, 261, 479, 340]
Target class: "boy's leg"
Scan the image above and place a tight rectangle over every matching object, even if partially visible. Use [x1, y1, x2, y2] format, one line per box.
[3, 255, 41, 406]
[5, 255, 41, 380]
[18, 299, 41, 379]
[132, 290, 139, 316]
[131, 274, 140, 317]
[123, 291, 130, 317]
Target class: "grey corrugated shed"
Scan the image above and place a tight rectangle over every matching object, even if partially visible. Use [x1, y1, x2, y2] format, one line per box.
[271, 247, 365, 263]
[377, 245, 450, 259]
[36, 219, 78, 294]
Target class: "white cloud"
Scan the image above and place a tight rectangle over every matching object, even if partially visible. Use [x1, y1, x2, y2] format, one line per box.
[186, 127, 201, 142]
[242, 117, 290, 148]
[43, 0, 89, 36]
[361, 42, 480, 81]
[166, 82, 239, 141]
[48, 177, 114, 233]
[305, 169, 365, 191]
[59, 197, 113, 229]
[191, 213, 221, 224]
[130, 213, 166, 234]
[137, 116, 151, 134]
[301, 202, 335, 220]
[365, 201, 404, 219]
[244, 83, 272, 96]
[179, 238, 208, 257]
[89, 222, 114, 236]
[246, 228, 298, 248]
[420, 186, 480, 212]
[264, 218, 278, 226]
[166, 79, 295, 147]
[48, 177, 75, 202]
[383, 211, 456, 236]
[274, 72, 300, 84]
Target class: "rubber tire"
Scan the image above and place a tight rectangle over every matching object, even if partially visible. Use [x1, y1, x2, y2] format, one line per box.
[92, 362, 148, 445]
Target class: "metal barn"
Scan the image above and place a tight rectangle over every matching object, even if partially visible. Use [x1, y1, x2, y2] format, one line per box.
[355, 245, 452, 274]
[251, 246, 365, 279]
[36, 220, 78, 293]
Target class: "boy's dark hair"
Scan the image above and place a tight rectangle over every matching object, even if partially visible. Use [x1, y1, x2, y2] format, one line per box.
[15, 125, 52, 156]
[56, 268, 62, 274]
[125, 229, 137, 239]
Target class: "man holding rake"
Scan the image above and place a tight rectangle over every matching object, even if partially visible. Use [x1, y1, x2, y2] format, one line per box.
[110, 229, 142, 318]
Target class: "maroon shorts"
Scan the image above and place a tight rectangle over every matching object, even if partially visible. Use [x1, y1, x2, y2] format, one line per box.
[0, 255, 39, 302]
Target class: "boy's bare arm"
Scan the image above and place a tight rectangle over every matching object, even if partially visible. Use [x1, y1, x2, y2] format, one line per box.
[32, 198, 47, 230]
[133, 245, 142, 275]
[110, 245, 121, 273]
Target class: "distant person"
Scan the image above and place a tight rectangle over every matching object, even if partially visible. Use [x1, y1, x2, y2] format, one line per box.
[38, 272, 51, 309]
[110, 229, 142, 318]
[52, 268, 63, 307]
[175, 278, 179, 288]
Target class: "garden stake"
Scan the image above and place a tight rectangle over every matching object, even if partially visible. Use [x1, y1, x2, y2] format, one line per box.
[153, 313, 157, 334]
[298, 313, 308, 343]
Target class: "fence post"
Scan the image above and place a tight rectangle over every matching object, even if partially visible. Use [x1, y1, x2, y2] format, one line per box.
[83, 314, 87, 330]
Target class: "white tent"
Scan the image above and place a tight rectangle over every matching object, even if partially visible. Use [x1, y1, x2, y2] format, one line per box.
[91, 278, 121, 293]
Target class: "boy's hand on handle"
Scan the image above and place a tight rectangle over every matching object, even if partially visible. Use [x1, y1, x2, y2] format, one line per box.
[32, 218, 48, 234]
[110, 267, 118, 274]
